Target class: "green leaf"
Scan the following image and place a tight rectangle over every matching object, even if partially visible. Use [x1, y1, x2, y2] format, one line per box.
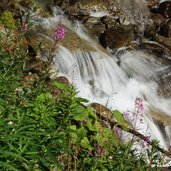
[68, 125, 77, 131]
[70, 133, 78, 144]
[77, 127, 87, 140]
[45, 145, 62, 169]
[36, 93, 53, 103]
[113, 110, 129, 128]
[72, 113, 88, 121]
[76, 97, 89, 103]
[42, 116, 56, 127]
[80, 137, 90, 149]
[94, 120, 101, 130]
[69, 125, 78, 143]
[0, 161, 18, 171]
[87, 120, 96, 131]
[53, 82, 70, 91]
[3, 151, 29, 163]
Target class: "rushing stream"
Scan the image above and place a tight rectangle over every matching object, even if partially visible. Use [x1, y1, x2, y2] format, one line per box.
[31, 7, 171, 157]
[55, 44, 171, 150]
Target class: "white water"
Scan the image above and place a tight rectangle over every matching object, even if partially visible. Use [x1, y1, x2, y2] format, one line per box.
[31, 8, 171, 155]
[55, 46, 171, 150]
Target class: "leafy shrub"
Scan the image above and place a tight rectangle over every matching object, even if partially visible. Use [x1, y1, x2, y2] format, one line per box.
[0, 11, 16, 30]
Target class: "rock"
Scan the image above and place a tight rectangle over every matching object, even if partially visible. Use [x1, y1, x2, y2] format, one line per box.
[54, 0, 151, 51]
[144, 14, 165, 39]
[83, 17, 106, 37]
[0, 0, 10, 14]
[113, 0, 150, 23]
[57, 0, 112, 16]
[150, 107, 171, 125]
[146, 0, 160, 6]
[61, 29, 96, 51]
[26, 57, 49, 75]
[158, 74, 171, 98]
[99, 24, 134, 49]
[91, 102, 114, 121]
[158, 19, 171, 38]
[140, 40, 171, 58]
[155, 34, 171, 57]
[0, 0, 31, 18]
[100, 16, 119, 29]
[54, 0, 75, 8]
[32, 0, 54, 17]
[55, 0, 122, 23]
[51, 76, 70, 86]
[150, 1, 171, 18]
[47, 76, 71, 98]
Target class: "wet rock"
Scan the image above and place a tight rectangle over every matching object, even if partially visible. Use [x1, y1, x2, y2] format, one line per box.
[61, 29, 96, 51]
[144, 4, 171, 39]
[146, 0, 160, 7]
[54, 0, 150, 50]
[144, 14, 165, 39]
[54, 0, 76, 8]
[55, 0, 122, 23]
[100, 16, 119, 29]
[113, 0, 150, 23]
[91, 102, 114, 121]
[155, 34, 171, 57]
[99, 24, 134, 49]
[32, 0, 54, 17]
[140, 40, 171, 58]
[158, 75, 171, 98]
[158, 19, 171, 38]
[29, 22, 97, 53]
[150, 107, 171, 125]
[153, 62, 171, 98]
[150, 1, 171, 18]
[57, 0, 113, 16]
[83, 17, 106, 37]
[0, 0, 31, 18]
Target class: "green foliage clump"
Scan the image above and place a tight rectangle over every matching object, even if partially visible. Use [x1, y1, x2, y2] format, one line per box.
[0, 11, 16, 30]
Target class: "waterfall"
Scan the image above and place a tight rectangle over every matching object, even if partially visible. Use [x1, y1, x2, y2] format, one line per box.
[55, 45, 171, 149]
[31, 8, 171, 152]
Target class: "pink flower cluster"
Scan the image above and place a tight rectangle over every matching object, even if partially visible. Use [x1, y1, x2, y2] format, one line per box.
[53, 26, 66, 40]
[123, 97, 144, 125]
[88, 143, 105, 157]
[23, 23, 28, 32]
[144, 135, 151, 144]
[135, 97, 144, 115]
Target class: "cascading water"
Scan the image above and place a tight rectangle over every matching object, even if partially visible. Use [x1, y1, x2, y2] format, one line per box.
[31, 6, 171, 157]
[55, 45, 171, 150]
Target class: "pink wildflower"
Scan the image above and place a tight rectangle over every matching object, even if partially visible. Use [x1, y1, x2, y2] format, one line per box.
[144, 135, 151, 144]
[53, 26, 66, 40]
[114, 127, 121, 135]
[23, 22, 28, 32]
[135, 97, 144, 114]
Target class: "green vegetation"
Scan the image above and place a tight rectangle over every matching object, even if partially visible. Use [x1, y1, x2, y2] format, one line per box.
[0, 11, 167, 171]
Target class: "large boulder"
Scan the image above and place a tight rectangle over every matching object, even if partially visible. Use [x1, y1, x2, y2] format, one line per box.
[99, 24, 134, 49]
[158, 19, 171, 38]
[149, 0, 171, 18]
[144, 13, 165, 39]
